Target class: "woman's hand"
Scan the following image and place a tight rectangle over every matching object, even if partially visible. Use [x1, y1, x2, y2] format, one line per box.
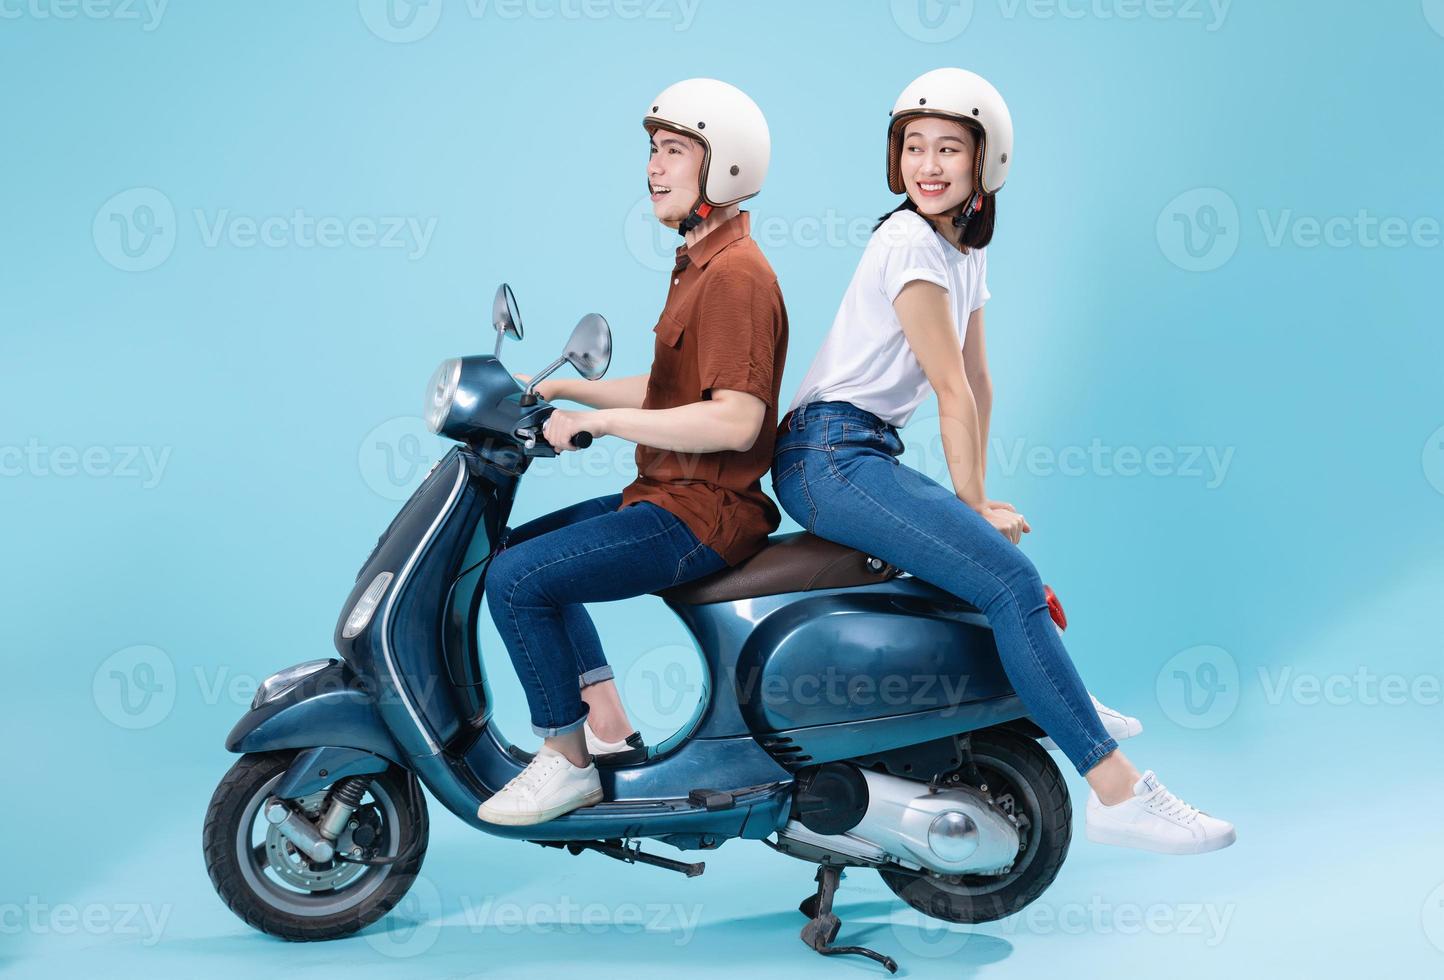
[981, 502, 1030, 544]
[541, 408, 597, 452]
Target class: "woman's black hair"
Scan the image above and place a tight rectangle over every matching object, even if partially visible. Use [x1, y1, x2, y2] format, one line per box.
[872, 193, 995, 250]
[875, 116, 996, 250]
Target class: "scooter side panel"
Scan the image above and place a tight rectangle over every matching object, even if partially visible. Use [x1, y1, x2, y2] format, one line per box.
[734, 580, 1017, 733]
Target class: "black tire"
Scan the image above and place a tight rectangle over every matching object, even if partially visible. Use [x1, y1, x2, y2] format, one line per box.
[202, 751, 429, 941]
[879, 727, 1071, 924]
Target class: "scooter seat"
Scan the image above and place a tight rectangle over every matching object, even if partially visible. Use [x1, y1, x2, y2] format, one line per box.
[657, 532, 899, 606]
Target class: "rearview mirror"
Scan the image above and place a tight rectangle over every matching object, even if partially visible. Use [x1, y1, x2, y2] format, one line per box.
[491, 283, 524, 357]
[562, 313, 611, 381]
[520, 312, 613, 403]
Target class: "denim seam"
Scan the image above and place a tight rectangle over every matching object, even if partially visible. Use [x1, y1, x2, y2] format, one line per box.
[670, 540, 709, 586]
[501, 518, 678, 731]
[820, 451, 1102, 750]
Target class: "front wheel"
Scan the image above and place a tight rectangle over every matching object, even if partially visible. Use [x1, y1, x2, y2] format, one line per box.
[202, 751, 429, 941]
[879, 727, 1071, 924]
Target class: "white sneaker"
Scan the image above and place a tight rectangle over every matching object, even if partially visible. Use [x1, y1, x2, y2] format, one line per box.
[583, 721, 646, 764]
[476, 745, 603, 826]
[1038, 694, 1142, 751]
[1085, 770, 1237, 855]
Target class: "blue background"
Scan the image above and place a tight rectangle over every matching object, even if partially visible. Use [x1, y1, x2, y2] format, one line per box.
[4, 0, 1442, 975]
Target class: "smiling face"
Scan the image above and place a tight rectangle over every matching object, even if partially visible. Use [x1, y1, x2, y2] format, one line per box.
[647, 126, 706, 227]
[898, 116, 978, 217]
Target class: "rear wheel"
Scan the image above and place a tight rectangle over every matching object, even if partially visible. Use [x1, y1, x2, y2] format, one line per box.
[879, 728, 1070, 924]
[202, 751, 428, 941]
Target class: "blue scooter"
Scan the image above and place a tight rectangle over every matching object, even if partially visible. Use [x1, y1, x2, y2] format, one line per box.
[203, 284, 1074, 971]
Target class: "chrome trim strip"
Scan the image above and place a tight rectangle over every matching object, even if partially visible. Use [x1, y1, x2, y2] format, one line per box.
[377, 456, 468, 757]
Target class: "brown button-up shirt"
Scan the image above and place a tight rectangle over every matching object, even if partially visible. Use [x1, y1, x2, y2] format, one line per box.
[619, 211, 788, 566]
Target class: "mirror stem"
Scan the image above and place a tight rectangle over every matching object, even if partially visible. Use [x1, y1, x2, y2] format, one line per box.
[520, 355, 567, 406]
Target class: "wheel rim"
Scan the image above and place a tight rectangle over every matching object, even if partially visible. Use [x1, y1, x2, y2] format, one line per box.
[233, 771, 402, 917]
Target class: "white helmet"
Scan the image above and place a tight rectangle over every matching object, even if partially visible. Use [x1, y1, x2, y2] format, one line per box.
[644, 78, 770, 231]
[886, 68, 1014, 208]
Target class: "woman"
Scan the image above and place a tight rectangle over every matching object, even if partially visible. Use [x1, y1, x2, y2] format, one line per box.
[476, 78, 788, 827]
[772, 68, 1235, 854]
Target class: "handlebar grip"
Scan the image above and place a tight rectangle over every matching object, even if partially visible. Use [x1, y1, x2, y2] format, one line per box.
[572, 431, 594, 449]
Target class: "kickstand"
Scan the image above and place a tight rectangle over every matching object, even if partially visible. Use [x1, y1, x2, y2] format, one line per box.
[798, 864, 898, 974]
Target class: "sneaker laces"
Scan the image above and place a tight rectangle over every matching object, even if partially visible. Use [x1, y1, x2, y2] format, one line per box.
[503, 752, 566, 795]
[1140, 783, 1200, 824]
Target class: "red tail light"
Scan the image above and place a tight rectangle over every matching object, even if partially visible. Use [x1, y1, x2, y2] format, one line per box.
[1044, 585, 1067, 631]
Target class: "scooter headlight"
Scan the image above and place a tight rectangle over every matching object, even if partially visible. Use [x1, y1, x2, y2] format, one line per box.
[424, 358, 462, 434]
[251, 659, 335, 710]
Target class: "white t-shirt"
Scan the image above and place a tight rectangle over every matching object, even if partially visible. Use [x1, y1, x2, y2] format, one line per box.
[787, 208, 990, 428]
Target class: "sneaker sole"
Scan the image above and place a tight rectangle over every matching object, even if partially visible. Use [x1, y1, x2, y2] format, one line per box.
[1084, 821, 1237, 855]
[476, 786, 605, 827]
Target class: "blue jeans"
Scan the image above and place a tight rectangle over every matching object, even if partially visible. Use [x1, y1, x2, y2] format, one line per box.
[486, 494, 726, 737]
[772, 401, 1117, 776]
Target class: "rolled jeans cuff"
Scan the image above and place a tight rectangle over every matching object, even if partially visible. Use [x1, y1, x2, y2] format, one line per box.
[578, 665, 614, 687]
[531, 702, 589, 738]
[1075, 736, 1120, 777]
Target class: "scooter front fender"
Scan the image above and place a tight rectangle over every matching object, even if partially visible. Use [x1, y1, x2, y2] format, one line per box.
[225, 660, 403, 766]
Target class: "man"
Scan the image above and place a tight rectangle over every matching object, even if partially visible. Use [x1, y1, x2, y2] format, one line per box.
[478, 78, 788, 826]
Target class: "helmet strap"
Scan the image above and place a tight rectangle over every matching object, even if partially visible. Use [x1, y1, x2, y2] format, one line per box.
[951, 191, 983, 235]
[678, 200, 713, 237]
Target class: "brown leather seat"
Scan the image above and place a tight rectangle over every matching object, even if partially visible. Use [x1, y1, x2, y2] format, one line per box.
[657, 532, 900, 605]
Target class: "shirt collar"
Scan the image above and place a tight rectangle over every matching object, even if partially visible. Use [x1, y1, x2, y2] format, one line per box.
[673, 210, 750, 273]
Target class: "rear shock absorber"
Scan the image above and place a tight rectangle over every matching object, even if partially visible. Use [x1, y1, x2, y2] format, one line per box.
[318, 776, 371, 842]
